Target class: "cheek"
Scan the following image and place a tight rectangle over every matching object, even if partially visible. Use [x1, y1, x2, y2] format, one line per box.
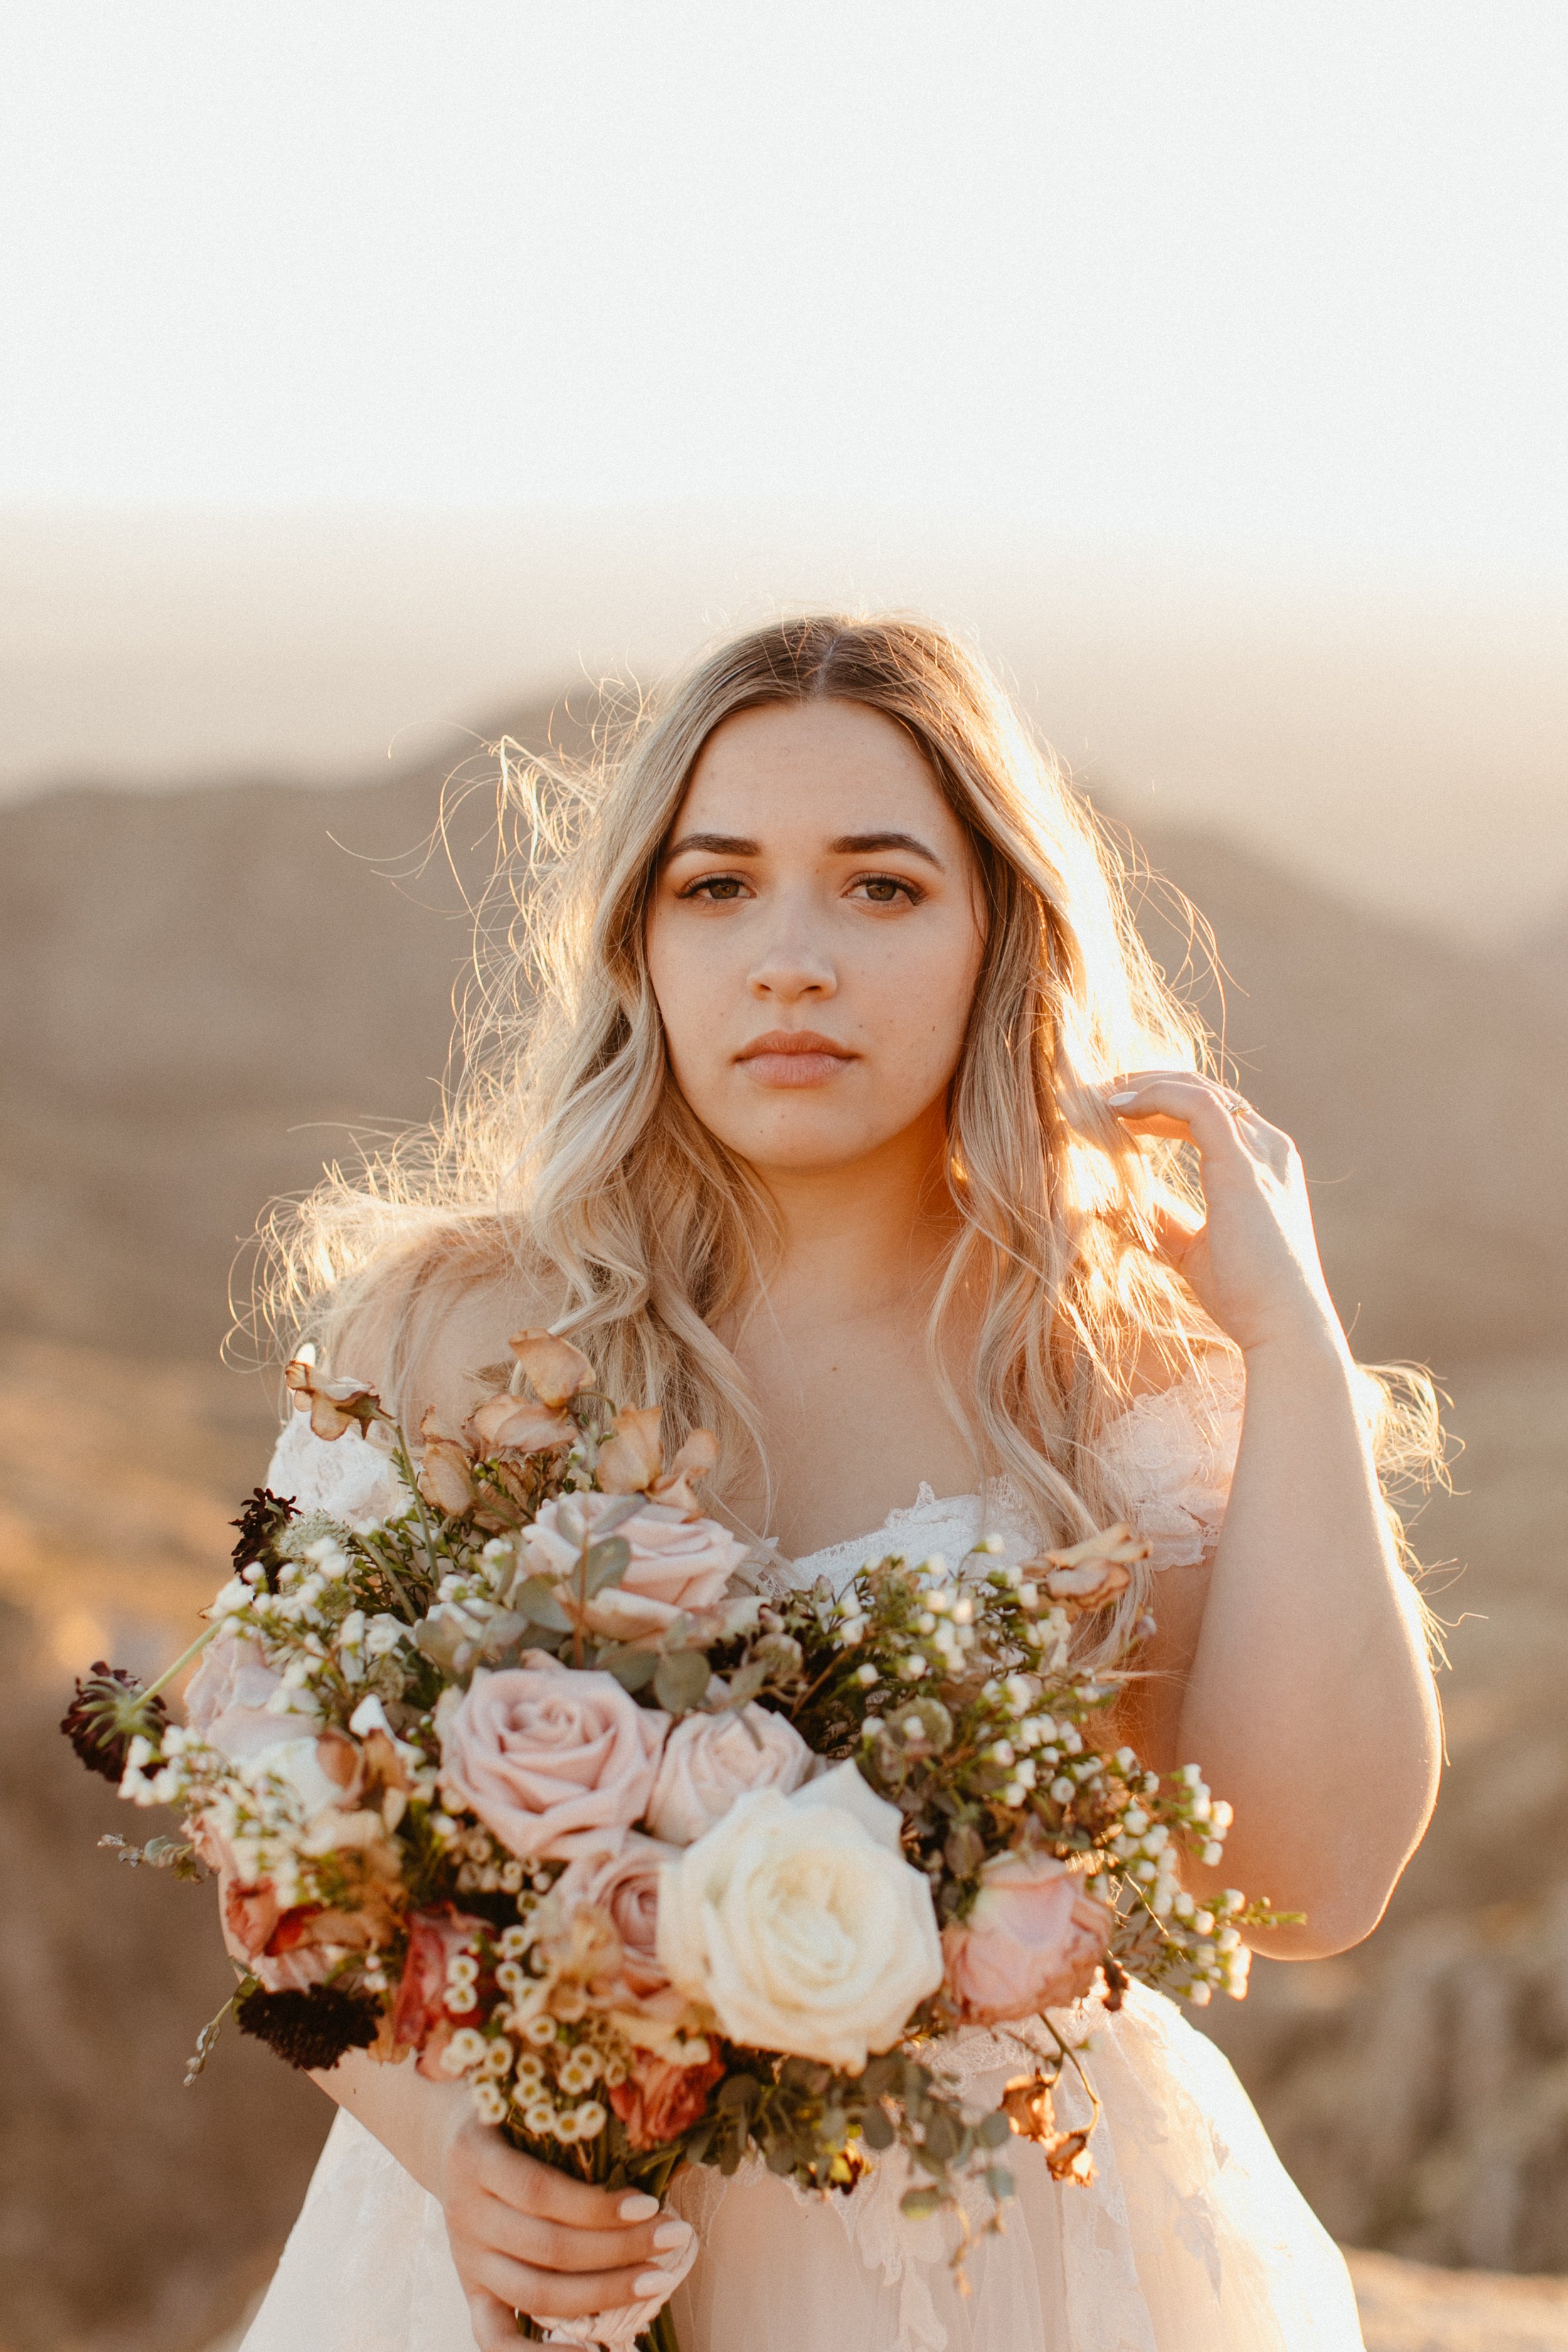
[644, 916, 715, 1076]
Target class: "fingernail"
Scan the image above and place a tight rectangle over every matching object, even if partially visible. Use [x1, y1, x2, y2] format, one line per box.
[1107, 1091, 1140, 1106]
[634, 2270, 672, 2296]
[653, 2219, 692, 2249]
[619, 2193, 660, 2221]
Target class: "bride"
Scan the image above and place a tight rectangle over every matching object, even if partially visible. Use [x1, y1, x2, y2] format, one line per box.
[241, 616, 1439, 2352]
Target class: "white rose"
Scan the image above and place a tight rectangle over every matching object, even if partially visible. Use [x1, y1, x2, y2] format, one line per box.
[645, 1705, 815, 1845]
[243, 1735, 342, 1825]
[655, 1761, 942, 2071]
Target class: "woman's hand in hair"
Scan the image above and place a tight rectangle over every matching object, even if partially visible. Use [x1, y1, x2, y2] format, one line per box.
[1104, 1072, 1344, 1365]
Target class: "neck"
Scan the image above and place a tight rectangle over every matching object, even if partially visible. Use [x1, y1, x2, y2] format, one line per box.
[743, 1108, 958, 1328]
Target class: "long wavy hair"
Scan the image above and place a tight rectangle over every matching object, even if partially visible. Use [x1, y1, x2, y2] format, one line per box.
[260, 615, 1438, 1660]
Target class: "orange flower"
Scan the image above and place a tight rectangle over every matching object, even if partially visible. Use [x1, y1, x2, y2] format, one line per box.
[507, 1328, 595, 1407]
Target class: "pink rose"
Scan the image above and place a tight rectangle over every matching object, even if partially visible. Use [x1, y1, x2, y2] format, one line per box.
[646, 1705, 814, 1846]
[552, 1833, 678, 2000]
[941, 1852, 1112, 2026]
[185, 1626, 316, 1760]
[438, 1654, 667, 1860]
[521, 1494, 749, 1641]
[608, 2045, 724, 2152]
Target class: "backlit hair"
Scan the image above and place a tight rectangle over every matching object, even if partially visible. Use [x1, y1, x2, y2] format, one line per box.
[260, 615, 1438, 1663]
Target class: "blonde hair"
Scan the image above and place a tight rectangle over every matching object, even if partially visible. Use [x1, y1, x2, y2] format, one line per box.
[260, 615, 1439, 1661]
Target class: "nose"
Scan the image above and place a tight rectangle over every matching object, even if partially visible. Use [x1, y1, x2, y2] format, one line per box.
[746, 904, 837, 1004]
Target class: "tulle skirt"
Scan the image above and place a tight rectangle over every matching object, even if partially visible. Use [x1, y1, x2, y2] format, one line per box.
[239, 1984, 1364, 2352]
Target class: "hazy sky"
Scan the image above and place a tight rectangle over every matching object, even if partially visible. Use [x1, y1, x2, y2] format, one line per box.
[3, 3, 1564, 579]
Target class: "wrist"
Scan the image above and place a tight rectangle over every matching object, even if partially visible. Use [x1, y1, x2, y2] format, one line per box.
[1240, 1320, 1353, 1385]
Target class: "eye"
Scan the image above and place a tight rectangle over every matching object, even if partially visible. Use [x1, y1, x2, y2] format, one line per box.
[679, 873, 750, 903]
[850, 873, 924, 907]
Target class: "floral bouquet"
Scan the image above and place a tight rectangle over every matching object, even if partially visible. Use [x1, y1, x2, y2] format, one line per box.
[63, 1333, 1285, 2350]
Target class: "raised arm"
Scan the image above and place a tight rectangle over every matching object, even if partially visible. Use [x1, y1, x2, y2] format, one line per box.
[1104, 1071, 1441, 1959]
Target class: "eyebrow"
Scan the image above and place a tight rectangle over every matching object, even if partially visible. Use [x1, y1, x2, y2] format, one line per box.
[663, 828, 945, 869]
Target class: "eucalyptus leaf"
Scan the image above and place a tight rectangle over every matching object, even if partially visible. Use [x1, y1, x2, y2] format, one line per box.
[985, 2165, 1016, 2203]
[977, 2108, 1012, 2148]
[900, 2185, 947, 2220]
[476, 1610, 531, 1657]
[583, 1537, 632, 1596]
[859, 2103, 895, 2151]
[598, 1645, 660, 1693]
[654, 1650, 712, 1714]
[512, 1577, 573, 1633]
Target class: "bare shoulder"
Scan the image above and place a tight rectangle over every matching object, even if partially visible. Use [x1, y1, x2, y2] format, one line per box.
[325, 1244, 564, 1432]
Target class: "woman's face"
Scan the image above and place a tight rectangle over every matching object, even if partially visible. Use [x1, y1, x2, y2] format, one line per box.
[645, 699, 987, 1180]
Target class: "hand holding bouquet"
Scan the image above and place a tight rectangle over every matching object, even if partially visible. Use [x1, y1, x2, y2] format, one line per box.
[64, 1334, 1288, 2349]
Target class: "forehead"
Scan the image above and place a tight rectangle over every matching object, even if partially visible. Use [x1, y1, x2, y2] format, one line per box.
[679, 699, 963, 840]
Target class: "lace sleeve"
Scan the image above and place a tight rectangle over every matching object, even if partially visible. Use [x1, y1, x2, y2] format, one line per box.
[1098, 1353, 1246, 1571]
[265, 1409, 411, 1529]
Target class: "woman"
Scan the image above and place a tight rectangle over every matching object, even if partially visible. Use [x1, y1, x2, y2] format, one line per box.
[244, 617, 1439, 2352]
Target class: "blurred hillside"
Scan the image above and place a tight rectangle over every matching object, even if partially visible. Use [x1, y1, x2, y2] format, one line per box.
[3, 706, 1565, 1372]
[2, 705, 1567, 2348]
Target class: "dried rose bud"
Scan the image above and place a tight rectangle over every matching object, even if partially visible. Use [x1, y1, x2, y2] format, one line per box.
[1000, 2072, 1057, 2141]
[595, 1405, 665, 1495]
[466, 1392, 573, 1456]
[1039, 1520, 1149, 1616]
[60, 1663, 168, 1784]
[506, 1328, 595, 1407]
[648, 1427, 719, 1517]
[416, 1411, 478, 1514]
[283, 1359, 383, 1441]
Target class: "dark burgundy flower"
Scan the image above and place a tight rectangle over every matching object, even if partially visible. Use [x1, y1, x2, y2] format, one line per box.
[60, 1663, 168, 1784]
[235, 1984, 382, 2071]
[230, 1486, 298, 1592]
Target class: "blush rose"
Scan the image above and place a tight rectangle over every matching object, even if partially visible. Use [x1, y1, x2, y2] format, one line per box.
[645, 1704, 814, 1846]
[551, 1833, 677, 2000]
[940, 1851, 1113, 2025]
[520, 1493, 749, 1641]
[438, 1653, 667, 1860]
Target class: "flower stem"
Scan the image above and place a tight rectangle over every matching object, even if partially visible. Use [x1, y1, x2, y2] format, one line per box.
[143, 1620, 220, 1703]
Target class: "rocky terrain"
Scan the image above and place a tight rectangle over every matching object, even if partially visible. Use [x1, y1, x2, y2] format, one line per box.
[3, 704, 1566, 2349]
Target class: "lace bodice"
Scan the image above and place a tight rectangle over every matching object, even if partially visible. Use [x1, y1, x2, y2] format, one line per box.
[774, 1355, 1246, 1598]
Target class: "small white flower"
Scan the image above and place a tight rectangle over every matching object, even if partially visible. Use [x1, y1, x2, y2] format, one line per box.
[897, 1655, 926, 1681]
[854, 1664, 879, 1688]
[442, 2028, 488, 2074]
[950, 1596, 974, 1626]
[1050, 1777, 1076, 1804]
[1201, 1840, 1224, 1867]
[471, 2080, 508, 2124]
[573, 2100, 607, 2139]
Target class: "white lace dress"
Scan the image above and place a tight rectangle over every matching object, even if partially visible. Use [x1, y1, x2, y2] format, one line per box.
[240, 1369, 1365, 2352]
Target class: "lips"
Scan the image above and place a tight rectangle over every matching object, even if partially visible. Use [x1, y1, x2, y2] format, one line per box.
[734, 1030, 857, 1088]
